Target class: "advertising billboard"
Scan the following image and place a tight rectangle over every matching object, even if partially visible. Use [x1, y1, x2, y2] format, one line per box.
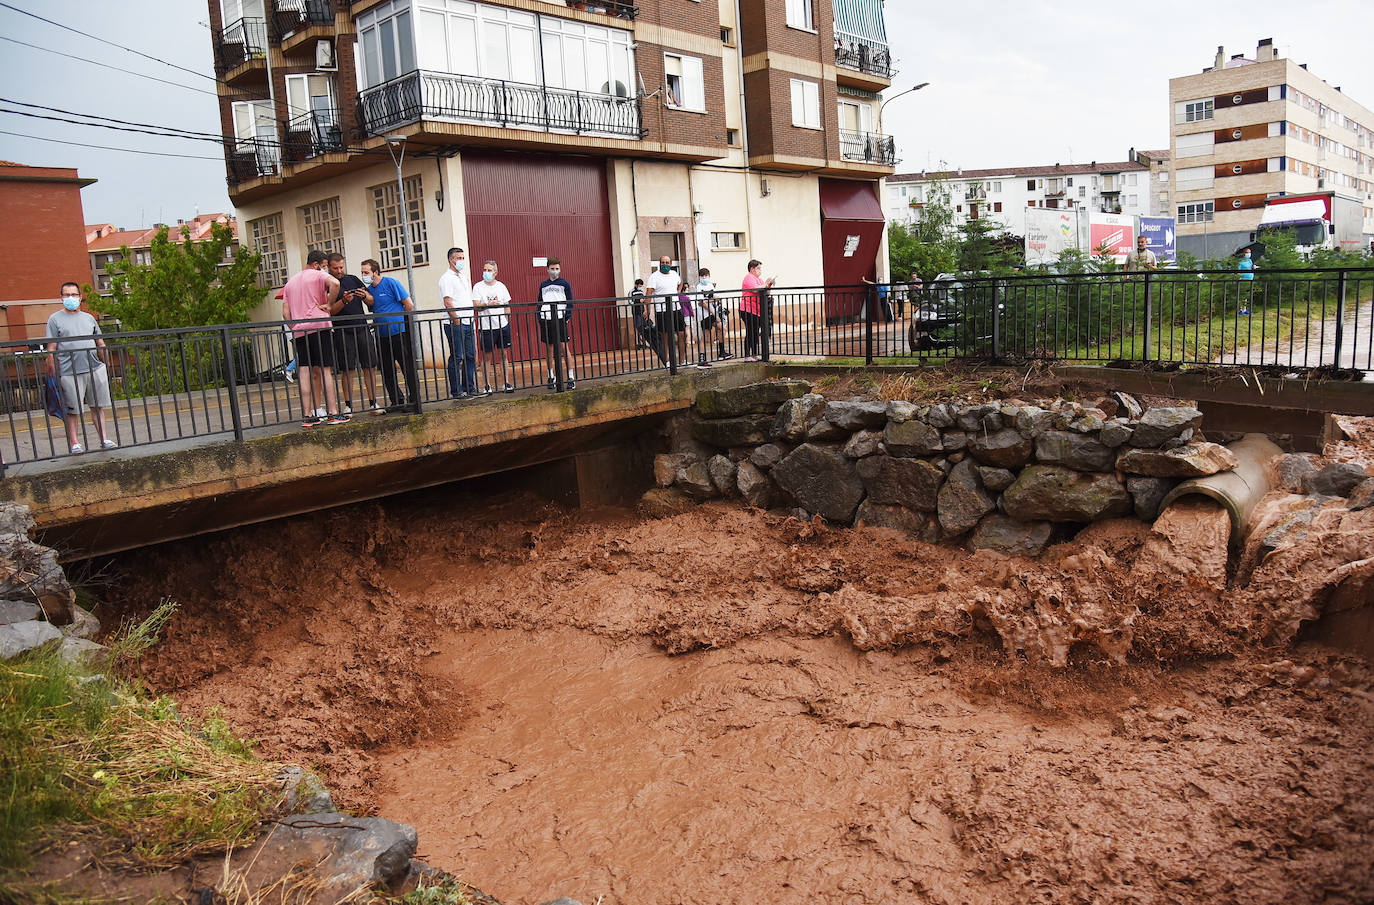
[1024, 208, 1083, 266]
[1088, 212, 1135, 263]
[1138, 217, 1177, 263]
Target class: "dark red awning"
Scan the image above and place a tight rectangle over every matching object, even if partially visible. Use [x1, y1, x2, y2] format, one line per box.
[819, 179, 883, 221]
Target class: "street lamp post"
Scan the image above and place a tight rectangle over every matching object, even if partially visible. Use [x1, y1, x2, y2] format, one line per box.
[877, 81, 929, 135]
[385, 134, 422, 410]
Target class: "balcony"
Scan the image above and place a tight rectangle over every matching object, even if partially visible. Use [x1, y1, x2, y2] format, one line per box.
[223, 136, 281, 187]
[834, 41, 894, 80]
[839, 129, 897, 167]
[561, 0, 638, 19]
[356, 70, 644, 140]
[272, 0, 335, 36]
[281, 109, 345, 164]
[213, 17, 269, 79]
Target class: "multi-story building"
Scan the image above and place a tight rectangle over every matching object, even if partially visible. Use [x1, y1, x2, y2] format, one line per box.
[87, 213, 239, 296]
[1134, 148, 1171, 217]
[0, 161, 95, 342]
[883, 153, 1155, 237]
[1169, 37, 1374, 258]
[209, 0, 896, 331]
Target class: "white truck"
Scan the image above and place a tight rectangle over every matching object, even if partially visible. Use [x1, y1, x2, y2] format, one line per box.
[1253, 191, 1364, 257]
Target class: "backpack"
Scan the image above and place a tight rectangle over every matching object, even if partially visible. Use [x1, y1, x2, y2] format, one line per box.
[44, 374, 64, 419]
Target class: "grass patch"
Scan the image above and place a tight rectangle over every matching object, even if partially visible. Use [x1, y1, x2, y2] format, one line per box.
[0, 599, 285, 889]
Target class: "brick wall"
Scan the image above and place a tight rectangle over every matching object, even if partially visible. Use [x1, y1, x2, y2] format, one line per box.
[0, 171, 91, 309]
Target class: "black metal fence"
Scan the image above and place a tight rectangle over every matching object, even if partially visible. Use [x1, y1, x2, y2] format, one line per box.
[835, 42, 894, 79]
[212, 17, 269, 76]
[839, 130, 897, 165]
[356, 70, 644, 139]
[3, 267, 1371, 469]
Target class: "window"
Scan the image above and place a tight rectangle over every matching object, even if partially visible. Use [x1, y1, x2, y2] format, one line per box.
[1158, 171, 1170, 182]
[299, 197, 344, 261]
[231, 99, 277, 152]
[1175, 98, 1214, 123]
[1175, 165, 1213, 191]
[1078, 186, 1086, 197]
[357, 0, 415, 89]
[837, 100, 873, 134]
[648, 231, 682, 268]
[664, 53, 705, 111]
[1026, 179, 1036, 190]
[1127, 194, 1138, 207]
[541, 15, 633, 96]
[1066, 177, 1074, 187]
[790, 78, 820, 129]
[371, 174, 428, 270]
[991, 181, 1002, 192]
[1127, 173, 1138, 186]
[711, 231, 745, 249]
[1177, 201, 1214, 223]
[284, 73, 335, 128]
[1175, 130, 1214, 158]
[720, 26, 734, 45]
[248, 213, 287, 288]
[993, 202, 1002, 213]
[726, 128, 740, 146]
[785, 0, 813, 31]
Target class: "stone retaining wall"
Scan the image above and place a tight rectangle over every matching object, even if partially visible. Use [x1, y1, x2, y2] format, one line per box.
[651, 380, 1242, 557]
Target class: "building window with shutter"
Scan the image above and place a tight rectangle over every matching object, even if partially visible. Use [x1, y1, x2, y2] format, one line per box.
[371, 174, 428, 270]
[664, 53, 705, 111]
[789, 78, 821, 129]
[785, 0, 814, 31]
[298, 197, 345, 262]
[248, 213, 288, 289]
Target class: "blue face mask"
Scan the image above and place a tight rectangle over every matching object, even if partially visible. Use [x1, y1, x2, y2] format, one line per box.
[62, 296, 81, 311]
[483, 271, 496, 283]
[660, 264, 671, 274]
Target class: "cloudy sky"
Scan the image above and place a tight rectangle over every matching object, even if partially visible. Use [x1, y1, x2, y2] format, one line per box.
[0, 0, 1370, 226]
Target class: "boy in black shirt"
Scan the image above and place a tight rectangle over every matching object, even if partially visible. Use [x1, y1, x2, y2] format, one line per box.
[326, 252, 380, 413]
[538, 257, 576, 389]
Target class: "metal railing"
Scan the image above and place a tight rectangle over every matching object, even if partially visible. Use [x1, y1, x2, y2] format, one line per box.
[213, 17, 269, 76]
[223, 135, 281, 186]
[356, 70, 644, 139]
[3, 267, 1371, 469]
[282, 109, 345, 162]
[569, 0, 639, 19]
[839, 129, 897, 166]
[834, 42, 894, 79]
[271, 0, 334, 35]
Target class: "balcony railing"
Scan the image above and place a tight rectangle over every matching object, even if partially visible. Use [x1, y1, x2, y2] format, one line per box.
[835, 41, 894, 79]
[839, 130, 897, 166]
[213, 17, 269, 76]
[272, 0, 334, 36]
[224, 136, 281, 187]
[565, 0, 639, 19]
[282, 109, 345, 163]
[356, 70, 644, 139]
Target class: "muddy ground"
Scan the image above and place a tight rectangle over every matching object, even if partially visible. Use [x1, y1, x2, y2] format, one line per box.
[94, 445, 1374, 905]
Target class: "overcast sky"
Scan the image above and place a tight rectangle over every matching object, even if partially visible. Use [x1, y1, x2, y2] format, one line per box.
[0, 0, 1370, 226]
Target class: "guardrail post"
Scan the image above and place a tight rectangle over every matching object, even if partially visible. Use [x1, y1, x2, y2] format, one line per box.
[864, 284, 876, 365]
[220, 326, 245, 442]
[991, 280, 1003, 361]
[1333, 268, 1347, 368]
[403, 312, 423, 414]
[1142, 271, 1154, 363]
[666, 305, 679, 377]
[552, 313, 567, 392]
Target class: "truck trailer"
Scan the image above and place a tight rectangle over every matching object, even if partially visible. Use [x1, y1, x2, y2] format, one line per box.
[1252, 191, 1364, 257]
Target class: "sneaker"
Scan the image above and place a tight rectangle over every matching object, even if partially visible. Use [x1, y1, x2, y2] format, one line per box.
[454, 392, 471, 401]
[697, 360, 713, 368]
[342, 403, 353, 415]
[284, 372, 295, 384]
[301, 416, 322, 428]
[547, 376, 556, 390]
[100, 439, 118, 450]
[483, 384, 494, 396]
[503, 383, 514, 393]
[718, 351, 734, 361]
[69, 443, 84, 454]
[384, 403, 408, 414]
[369, 400, 384, 415]
[567, 378, 576, 389]
[325, 413, 351, 425]
[315, 407, 327, 419]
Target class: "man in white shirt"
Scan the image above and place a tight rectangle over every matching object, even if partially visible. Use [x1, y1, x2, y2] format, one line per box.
[645, 255, 685, 366]
[439, 246, 477, 399]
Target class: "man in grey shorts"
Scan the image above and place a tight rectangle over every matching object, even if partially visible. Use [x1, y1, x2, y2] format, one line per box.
[45, 282, 116, 454]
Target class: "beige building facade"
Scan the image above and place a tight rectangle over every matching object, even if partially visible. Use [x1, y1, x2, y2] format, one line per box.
[1169, 38, 1374, 258]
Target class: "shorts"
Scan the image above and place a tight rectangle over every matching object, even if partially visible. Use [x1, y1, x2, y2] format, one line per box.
[538, 318, 571, 345]
[293, 330, 335, 369]
[655, 310, 686, 334]
[699, 314, 719, 332]
[58, 363, 112, 414]
[479, 325, 512, 352]
[333, 326, 377, 371]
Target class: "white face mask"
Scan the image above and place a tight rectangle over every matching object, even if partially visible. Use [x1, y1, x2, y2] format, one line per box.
[62, 296, 81, 311]
[362, 273, 374, 286]
[548, 268, 561, 279]
[453, 258, 467, 272]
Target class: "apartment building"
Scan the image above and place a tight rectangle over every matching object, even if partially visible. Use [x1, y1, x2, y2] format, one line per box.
[210, 0, 896, 334]
[1169, 38, 1374, 258]
[883, 154, 1155, 237]
[87, 214, 239, 296]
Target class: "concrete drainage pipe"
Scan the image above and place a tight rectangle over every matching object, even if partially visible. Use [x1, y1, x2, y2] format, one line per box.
[1158, 433, 1283, 547]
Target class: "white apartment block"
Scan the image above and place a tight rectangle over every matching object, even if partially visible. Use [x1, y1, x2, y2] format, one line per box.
[1169, 38, 1374, 258]
[884, 151, 1160, 238]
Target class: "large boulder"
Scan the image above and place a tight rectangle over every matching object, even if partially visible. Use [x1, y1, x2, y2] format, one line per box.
[856, 455, 943, 511]
[771, 444, 866, 523]
[1099, 420, 1133, 449]
[734, 461, 774, 508]
[772, 394, 827, 441]
[937, 459, 995, 536]
[854, 500, 931, 537]
[977, 467, 1016, 492]
[1307, 462, 1370, 497]
[843, 429, 883, 458]
[0, 619, 63, 660]
[694, 379, 810, 418]
[806, 419, 849, 441]
[1274, 453, 1318, 493]
[677, 461, 719, 499]
[0, 534, 75, 624]
[0, 504, 35, 539]
[0, 600, 40, 626]
[1035, 430, 1116, 472]
[691, 414, 774, 448]
[707, 455, 738, 497]
[1126, 476, 1175, 520]
[967, 428, 1033, 468]
[1116, 442, 1238, 478]
[824, 399, 889, 431]
[885, 400, 917, 423]
[1002, 466, 1131, 522]
[968, 515, 1053, 557]
[749, 443, 788, 470]
[1347, 478, 1374, 511]
[1112, 391, 1144, 420]
[925, 404, 955, 428]
[1013, 406, 1057, 438]
[1129, 406, 1203, 448]
[653, 453, 687, 487]
[883, 419, 943, 457]
[267, 813, 418, 898]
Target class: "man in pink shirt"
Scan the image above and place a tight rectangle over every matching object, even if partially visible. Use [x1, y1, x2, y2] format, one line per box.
[282, 249, 346, 426]
[740, 258, 775, 360]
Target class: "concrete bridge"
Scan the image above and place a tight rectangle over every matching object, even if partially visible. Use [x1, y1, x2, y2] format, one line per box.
[4, 361, 1373, 560]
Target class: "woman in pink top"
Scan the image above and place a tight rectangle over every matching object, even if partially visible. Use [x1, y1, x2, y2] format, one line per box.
[740, 259, 775, 360]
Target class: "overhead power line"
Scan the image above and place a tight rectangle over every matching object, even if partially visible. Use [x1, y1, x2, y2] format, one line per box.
[0, 35, 218, 96]
[0, 128, 225, 160]
[0, 97, 226, 142]
[0, 1, 218, 83]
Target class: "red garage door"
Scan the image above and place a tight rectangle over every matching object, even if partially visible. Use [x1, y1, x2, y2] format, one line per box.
[462, 153, 617, 360]
[819, 178, 885, 320]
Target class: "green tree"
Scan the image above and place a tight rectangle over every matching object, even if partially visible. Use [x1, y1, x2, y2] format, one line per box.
[888, 171, 957, 282]
[92, 222, 262, 330]
[956, 217, 1021, 273]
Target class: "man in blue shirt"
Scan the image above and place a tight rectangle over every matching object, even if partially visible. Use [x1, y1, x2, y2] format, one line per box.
[361, 258, 415, 411]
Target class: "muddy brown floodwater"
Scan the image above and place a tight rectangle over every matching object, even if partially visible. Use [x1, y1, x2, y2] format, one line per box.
[104, 483, 1374, 905]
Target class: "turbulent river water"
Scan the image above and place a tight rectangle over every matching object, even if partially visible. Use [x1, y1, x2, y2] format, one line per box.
[101, 483, 1374, 905]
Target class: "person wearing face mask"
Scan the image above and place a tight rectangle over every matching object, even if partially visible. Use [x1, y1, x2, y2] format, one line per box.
[45, 282, 116, 454]
[361, 258, 416, 412]
[645, 255, 685, 366]
[473, 259, 513, 395]
[538, 257, 576, 390]
[440, 246, 477, 399]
